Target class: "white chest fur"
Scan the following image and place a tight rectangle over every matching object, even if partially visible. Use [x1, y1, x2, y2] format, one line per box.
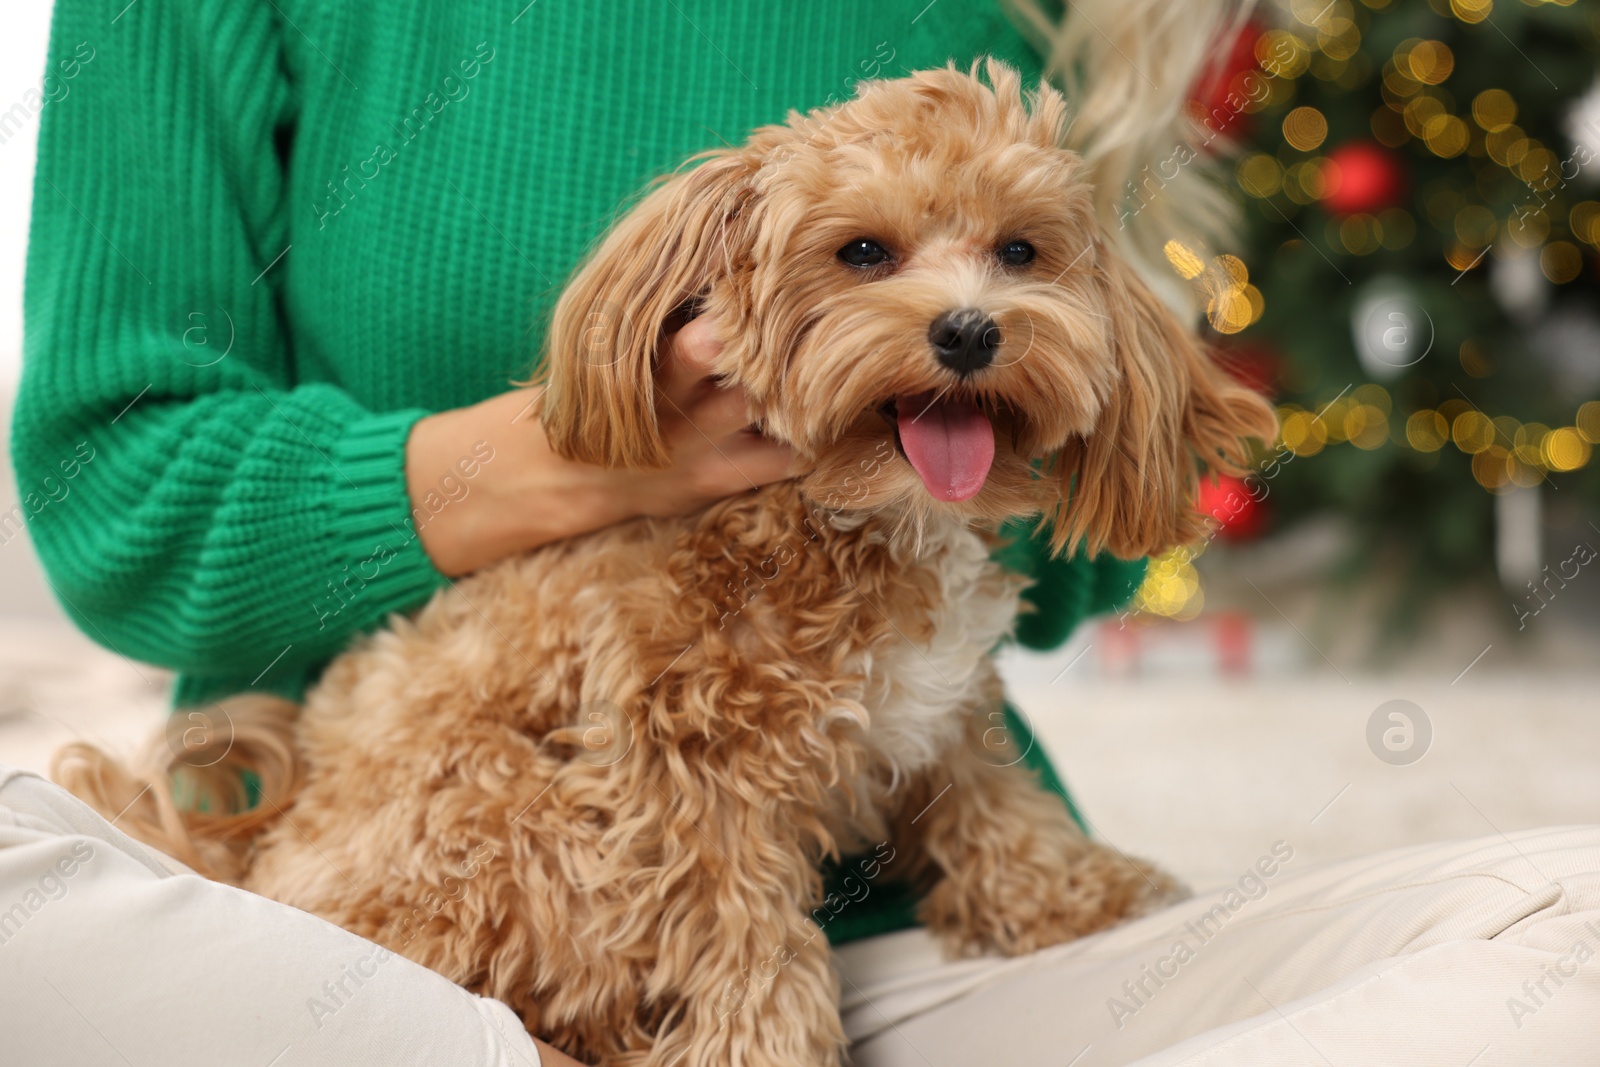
[847, 516, 1025, 783]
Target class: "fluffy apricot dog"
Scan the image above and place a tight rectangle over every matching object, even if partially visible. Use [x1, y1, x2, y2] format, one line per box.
[60, 61, 1274, 1067]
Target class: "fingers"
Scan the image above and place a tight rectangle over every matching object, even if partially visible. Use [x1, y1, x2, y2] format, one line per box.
[657, 316, 761, 437]
[654, 313, 797, 500]
[724, 433, 796, 487]
[688, 386, 757, 437]
[656, 315, 723, 412]
[694, 433, 797, 497]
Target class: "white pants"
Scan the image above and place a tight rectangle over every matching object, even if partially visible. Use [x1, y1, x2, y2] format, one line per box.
[2, 765, 1596, 1066]
[838, 831, 1600, 1066]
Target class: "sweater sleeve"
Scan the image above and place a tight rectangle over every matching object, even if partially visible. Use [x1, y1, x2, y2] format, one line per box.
[11, 0, 446, 684]
[994, 521, 1148, 651]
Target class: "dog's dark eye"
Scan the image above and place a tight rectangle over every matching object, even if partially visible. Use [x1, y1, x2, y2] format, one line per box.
[838, 239, 890, 268]
[997, 240, 1036, 267]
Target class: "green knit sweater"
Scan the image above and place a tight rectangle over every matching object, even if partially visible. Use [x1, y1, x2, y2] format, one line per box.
[17, 0, 1144, 938]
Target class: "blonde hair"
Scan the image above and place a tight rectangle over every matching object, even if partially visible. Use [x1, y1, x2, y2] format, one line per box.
[1003, 0, 1255, 305]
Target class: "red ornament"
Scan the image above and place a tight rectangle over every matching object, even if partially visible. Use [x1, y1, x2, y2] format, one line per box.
[1197, 474, 1266, 541]
[1189, 20, 1265, 144]
[1213, 341, 1280, 398]
[1320, 142, 1407, 215]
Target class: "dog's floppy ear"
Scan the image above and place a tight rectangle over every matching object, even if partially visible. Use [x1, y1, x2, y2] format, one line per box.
[1048, 240, 1277, 559]
[539, 152, 752, 469]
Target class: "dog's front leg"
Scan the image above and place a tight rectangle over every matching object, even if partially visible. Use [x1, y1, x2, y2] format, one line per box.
[632, 774, 845, 1067]
[896, 705, 1186, 958]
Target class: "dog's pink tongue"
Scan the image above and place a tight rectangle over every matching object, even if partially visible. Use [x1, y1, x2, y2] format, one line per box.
[896, 392, 995, 502]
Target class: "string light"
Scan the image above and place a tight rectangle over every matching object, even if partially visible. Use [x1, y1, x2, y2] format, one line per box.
[1164, 243, 1265, 334]
[1578, 402, 1600, 444]
[1162, 240, 1205, 280]
[1423, 113, 1469, 157]
[1570, 202, 1600, 246]
[1283, 106, 1329, 151]
[1512, 422, 1550, 465]
[1353, 384, 1393, 414]
[1318, 20, 1363, 63]
[1237, 153, 1284, 197]
[1280, 408, 1328, 456]
[1508, 208, 1550, 247]
[1484, 124, 1527, 165]
[1221, 3, 1596, 507]
[1345, 404, 1390, 448]
[1404, 40, 1455, 84]
[1406, 410, 1450, 451]
[1540, 428, 1590, 470]
[1134, 547, 1204, 620]
[1402, 95, 1448, 138]
[1263, 391, 1597, 488]
[1333, 213, 1383, 254]
[1459, 340, 1493, 378]
[1206, 255, 1258, 334]
[1472, 448, 1511, 490]
[1470, 88, 1516, 131]
[1257, 30, 1312, 79]
[1541, 241, 1583, 283]
[1452, 410, 1494, 452]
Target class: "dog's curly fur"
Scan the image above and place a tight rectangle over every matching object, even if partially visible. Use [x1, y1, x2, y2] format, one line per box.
[56, 62, 1275, 1067]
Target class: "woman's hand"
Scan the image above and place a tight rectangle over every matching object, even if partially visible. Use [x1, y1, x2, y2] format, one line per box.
[405, 316, 794, 577]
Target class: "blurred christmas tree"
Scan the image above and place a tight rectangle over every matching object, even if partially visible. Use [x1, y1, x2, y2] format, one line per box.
[1140, 0, 1600, 632]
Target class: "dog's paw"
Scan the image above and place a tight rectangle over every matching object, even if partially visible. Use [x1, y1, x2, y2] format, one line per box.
[921, 847, 1188, 958]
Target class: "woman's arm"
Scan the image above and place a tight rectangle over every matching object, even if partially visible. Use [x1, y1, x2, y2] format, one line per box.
[406, 316, 792, 577]
[14, 0, 448, 681]
[15, 0, 790, 683]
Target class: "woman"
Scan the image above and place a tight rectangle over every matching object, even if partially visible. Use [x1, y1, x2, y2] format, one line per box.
[14, 0, 1159, 713]
[13, 1, 1596, 1064]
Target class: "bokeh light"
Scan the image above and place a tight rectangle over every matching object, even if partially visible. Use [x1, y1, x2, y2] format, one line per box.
[1540, 241, 1582, 284]
[1470, 88, 1516, 131]
[1283, 106, 1329, 151]
[1404, 40, 1454, 84]
[1406, 410, 1449, 451]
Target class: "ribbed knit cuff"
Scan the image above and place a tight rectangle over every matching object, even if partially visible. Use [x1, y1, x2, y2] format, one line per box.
[321, 407, 449, 629]
[173, 668, 310, 709]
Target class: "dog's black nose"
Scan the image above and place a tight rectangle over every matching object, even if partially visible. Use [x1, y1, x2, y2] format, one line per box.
[928, 308, 999, 377]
